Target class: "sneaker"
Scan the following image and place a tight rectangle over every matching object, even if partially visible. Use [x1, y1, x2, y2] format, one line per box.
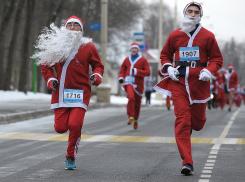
[181, 164, 194, 175]
[127, 117, 134, 125]
[133, 120, 138, 129]
[65, 157, 76, 170]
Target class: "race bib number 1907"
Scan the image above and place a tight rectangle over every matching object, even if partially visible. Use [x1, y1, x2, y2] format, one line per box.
[179, 46, 200, 61]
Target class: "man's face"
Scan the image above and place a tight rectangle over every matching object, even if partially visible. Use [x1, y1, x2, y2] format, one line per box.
[131, 47, 139, 55]
[228, 68, 233, 73]
[186, 6, 200, 18]
[66, 22, 82, 31]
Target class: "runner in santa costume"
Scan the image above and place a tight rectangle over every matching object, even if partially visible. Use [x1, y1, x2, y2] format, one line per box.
[33, 15, 104, 170]
[153, 2, 223, 175]
[223, 63, 239, 111]
[118, 42, 150, 129]
[215, 68, 226, 110]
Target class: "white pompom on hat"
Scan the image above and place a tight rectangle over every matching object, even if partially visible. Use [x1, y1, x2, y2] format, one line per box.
[183, 2, 203, 17]
[65, 15, 83, 30]
[130, 42, 140, 50]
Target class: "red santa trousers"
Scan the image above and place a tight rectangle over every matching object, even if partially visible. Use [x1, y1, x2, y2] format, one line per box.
[125, 84, 142, 119]
[171, 77, 207, 166]
[54, 107, 86, 159]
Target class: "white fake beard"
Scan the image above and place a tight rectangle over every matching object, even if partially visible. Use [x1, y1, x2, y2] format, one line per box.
[31, 23, 92, 66]
[180, 15, 201, 33]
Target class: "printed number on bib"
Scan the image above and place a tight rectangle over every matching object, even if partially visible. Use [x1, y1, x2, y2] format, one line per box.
[179, 47, 200, 61]
[64, 89, 83, 103]
[125, 76, 135, 84]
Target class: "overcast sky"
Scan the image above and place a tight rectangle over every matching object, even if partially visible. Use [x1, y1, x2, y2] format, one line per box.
[144, 0, 245, 43]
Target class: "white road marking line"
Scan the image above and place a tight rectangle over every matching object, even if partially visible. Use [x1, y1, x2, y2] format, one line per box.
[199, 109, 241, 181]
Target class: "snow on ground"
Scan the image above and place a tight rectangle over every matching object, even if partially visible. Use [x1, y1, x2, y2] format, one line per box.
[0, 90, 51, 101]
[0, 90, 166, 105]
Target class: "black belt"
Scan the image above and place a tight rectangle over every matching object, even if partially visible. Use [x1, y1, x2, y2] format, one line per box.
[175, 61, 207, 68]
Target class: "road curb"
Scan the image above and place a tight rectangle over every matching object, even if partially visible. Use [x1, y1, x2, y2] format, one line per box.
[0, 109, 54, 125]
[0, 103, 154, 125]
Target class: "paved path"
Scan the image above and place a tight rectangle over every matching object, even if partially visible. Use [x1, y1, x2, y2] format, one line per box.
[0, 105, 244, 181]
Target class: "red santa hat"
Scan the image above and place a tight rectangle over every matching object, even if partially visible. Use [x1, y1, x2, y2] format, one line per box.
[183, 2, 203, 17]
[228, 63, 234, 69]
[65, 15, 83, 31]
[130, 42, 140, 50]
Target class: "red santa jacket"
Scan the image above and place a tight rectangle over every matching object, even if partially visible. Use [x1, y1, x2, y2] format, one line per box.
[154, 24, 223, 104]
[118, 55, 150, 96]
[41, 42, 104, 110]
[223, 70, 239, 92]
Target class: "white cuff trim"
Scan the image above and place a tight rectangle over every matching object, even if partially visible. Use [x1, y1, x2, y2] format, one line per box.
[47, 78, 58, 87]
[91, 73, 103, 82]
[160, 63, 173, 76]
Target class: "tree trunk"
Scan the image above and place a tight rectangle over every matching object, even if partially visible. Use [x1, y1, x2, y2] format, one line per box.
[18, 0, 35, 93]
[4, 0, 24, 90]
[0, 0, 15, 90]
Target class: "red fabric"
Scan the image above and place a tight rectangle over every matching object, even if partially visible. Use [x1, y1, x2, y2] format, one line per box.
[155, 26, 223, 104]
[214, 72, 226, 109]
[41, 42, 104, 110]
[223, 71, 239, 92]
[54, 107, 86, 159]
[125, 84, 142, 119]
[118, 56, 150, 95]
[172, 77, 207, 166]
[47, 80, 55, 91]
[91, 74, 102, 86]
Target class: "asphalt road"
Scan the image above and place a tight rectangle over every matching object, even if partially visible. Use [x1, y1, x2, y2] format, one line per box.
[0, 104, 244, 182]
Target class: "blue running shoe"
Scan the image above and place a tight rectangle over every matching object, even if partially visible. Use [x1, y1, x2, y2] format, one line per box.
[181, 164, 194, 175]
[65, 157, 76, 170]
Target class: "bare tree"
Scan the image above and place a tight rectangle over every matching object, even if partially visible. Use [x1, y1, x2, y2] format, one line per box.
[3, 0, 24, 90]
[0, 0, 15, 90]
[18, 0, 35, 93]
[143, 3, 175, 49]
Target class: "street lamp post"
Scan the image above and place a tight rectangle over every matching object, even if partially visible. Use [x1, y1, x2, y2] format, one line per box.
[96, 0, 111, 103]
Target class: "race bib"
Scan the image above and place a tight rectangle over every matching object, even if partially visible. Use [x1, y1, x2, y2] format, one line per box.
[64, 89, 83, 103]
[125, 76, 135, 84]
[179, 47, 200, 61]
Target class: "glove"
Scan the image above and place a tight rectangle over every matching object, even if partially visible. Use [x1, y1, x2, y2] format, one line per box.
[167, 66, 179, 81]
[119, 78, 124, 84]
[47, 80, 58, 91]
[90, 74, 102, 86]
[199, 69, 211, 81]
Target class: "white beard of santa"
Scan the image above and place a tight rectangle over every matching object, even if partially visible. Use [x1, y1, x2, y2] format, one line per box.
[180, 15, 201, 33]
[31, 23, 92, 66]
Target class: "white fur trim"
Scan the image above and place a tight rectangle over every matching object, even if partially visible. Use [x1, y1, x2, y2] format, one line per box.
[47, 78, 58, 87]
[118, 77, 124, 81]
[51, 103, 88, 110]
[183, 2, 203, 17]
[160, 63, 173, 76]
[65, 18, 83, 30]
[130, 45, 139, 50]
[129, 55, 142, 75]
[134, 68, 137, 75]
[153, 85, 172, 97]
